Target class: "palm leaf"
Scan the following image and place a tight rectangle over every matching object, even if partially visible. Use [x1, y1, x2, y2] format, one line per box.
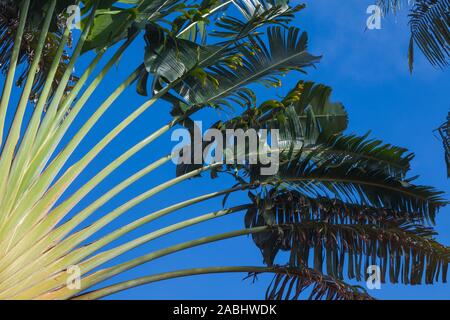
[408, 0, 450, 69]
[81, 0, 189, 53]
[168, 27, 320, 113]
[72, 265, 374, 300]
[248, 265, 374, 300]
[245, 201, 450, 284]
[377, 0, 449, 71]
[261, 150, 445, 219]
[316, 133, 413, 178]
[173, 80, 344, 176]
[174, 81, 414, 181]
[436, 111, 450, 177]
[137, 1, 305, 97]
[212, 0, 302, 39]
[377, 0, 416, 14]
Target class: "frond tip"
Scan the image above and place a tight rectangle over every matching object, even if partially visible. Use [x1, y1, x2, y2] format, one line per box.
[248, 266, 374, 300]
[378, 0, 450, 70]
[408, 0, 450, 69]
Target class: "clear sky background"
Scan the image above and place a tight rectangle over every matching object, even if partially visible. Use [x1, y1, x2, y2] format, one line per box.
[14, 0, 448, 299]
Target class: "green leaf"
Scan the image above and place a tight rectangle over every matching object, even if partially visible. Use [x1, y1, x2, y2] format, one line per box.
[82, 7, 137, 53]
[170, 27, 320, 110]
[245, 201, 450, 284]
[250, 265, 374, 300]
[408, 0, 450, 68]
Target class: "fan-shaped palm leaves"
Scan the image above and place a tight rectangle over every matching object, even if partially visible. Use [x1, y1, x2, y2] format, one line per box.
[0, 0, 447, 300]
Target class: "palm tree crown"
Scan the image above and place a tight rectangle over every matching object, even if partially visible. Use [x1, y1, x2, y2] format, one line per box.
[0, 0, 447, 300]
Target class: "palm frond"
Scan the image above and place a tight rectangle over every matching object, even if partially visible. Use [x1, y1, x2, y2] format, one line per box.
[207, 80, 347, 137]
[246, 189, 431, 227]
[316, 133, 413, 179]
[261, 150, 446, 220]
[262, 81, 348, 145]
[173, 80, 343, 176]
[137, 1, 307, 97]
[81, 0, 190, 53]
[245, 208, 450, 284]
[212, 0, 302, 39]
[72, 265, 373, 300]
[174, 81, 413, 182]
[168, 27, 320, 111]
[436, 111, 450, 177]
[408, 0, 450, 69]
[377, 0, 449, 71]
[248, 266, 374, 300]
[142, 22, 235, 96]
[377, 0, 416, 14]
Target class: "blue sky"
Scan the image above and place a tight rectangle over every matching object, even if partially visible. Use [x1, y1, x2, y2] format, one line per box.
[6, 0, 448, 299]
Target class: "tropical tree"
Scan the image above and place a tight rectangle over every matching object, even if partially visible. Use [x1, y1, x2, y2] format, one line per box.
[0, 0, 448, 300]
